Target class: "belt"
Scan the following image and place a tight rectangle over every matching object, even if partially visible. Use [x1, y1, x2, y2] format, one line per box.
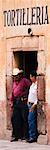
[14, 97, 27, 105]
[21, 97, 27, 104]
[21, 97, 27, 101]
[29, 102, 34, 105]
[14, 97, 27, 102]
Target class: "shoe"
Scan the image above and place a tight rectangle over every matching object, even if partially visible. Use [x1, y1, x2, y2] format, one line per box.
[27, 138, 37, 143]
[10, 137, 18, 142]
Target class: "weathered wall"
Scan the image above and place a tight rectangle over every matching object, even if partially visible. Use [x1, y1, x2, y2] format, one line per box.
[0, 1, 7, 137]
[0, 0, 50, 144]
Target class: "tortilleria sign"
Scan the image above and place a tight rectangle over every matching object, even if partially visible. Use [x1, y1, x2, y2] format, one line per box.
[3, 6, 49, 26]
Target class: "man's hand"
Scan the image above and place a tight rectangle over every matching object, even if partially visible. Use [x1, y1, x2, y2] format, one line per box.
[29, 104, 37, 112]
[8, 101, 13, 108]
[29, 106, 34, 112]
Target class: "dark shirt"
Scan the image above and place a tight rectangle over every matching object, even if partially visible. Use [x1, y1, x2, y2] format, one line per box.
[10, 77, 31, 104]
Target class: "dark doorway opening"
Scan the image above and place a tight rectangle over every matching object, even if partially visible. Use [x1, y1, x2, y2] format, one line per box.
[6, 51, 38, 129]
[6, 50, 46, 138]
[13, 51, 38, 79]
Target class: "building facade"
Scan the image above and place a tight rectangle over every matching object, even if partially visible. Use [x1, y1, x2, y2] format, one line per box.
[0, 0, 50, 144]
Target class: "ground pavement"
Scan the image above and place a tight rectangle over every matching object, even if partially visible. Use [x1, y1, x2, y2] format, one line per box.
[0, 140, 50, 150]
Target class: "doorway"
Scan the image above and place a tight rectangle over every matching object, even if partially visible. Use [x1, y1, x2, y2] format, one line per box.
[6, 50, 38, 129]
[13, 51, 38, 79]
[6, 50, 46, 138]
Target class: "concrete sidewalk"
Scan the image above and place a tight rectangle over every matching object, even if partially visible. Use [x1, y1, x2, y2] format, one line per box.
[0, 140, 50, 150]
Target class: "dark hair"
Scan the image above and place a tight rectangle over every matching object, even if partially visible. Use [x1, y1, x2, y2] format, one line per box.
[30, 70, 37, 77]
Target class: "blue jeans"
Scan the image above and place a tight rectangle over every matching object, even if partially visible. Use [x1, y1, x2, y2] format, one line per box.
[28, 103, 37, 139]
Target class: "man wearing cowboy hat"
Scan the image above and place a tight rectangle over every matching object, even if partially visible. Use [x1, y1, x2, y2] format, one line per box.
[10, 68, 31, 142]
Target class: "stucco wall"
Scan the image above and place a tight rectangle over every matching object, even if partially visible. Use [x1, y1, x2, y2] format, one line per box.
[0, 0, 50, 144]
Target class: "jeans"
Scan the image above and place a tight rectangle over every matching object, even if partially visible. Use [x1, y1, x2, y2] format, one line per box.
[28, 103, 37, 139]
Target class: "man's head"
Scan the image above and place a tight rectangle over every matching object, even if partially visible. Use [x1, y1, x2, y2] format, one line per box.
[12, 68, 23, 81]
[30, 70, 37, 83]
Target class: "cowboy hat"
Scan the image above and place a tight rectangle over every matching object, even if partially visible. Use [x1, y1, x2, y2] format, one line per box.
[13, 68, 23, 76]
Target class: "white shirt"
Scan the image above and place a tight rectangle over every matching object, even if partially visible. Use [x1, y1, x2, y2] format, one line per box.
[28, 81, 38, 104]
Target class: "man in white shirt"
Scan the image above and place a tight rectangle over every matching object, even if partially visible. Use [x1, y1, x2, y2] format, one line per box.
[27, 70, 38, 143]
